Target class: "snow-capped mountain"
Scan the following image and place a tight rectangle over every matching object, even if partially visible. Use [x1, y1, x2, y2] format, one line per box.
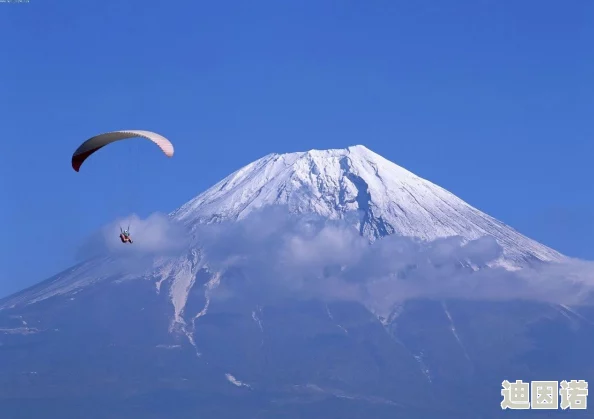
[172, 145, 563, 266]
[1, 145, 592, 419]
[0, 145, 564, 317]
[0, 145, 565, 317]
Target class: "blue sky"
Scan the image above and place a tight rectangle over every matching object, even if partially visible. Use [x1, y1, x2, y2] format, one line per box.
[0, 0, 592, 297]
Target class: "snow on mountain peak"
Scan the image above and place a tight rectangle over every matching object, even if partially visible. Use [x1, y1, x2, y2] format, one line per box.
[172, 145, 415, 226]
[171, 145, 563, 266]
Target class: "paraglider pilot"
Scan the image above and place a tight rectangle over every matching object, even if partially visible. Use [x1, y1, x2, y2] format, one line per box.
[120, 226, 133, 244]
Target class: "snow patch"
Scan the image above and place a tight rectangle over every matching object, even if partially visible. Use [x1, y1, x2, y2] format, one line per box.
[442, 302, 471, 363]
[251, 306, 264, 333]
[325, 304, 348, 334]
[291, 383, 400, 406]
[167, 249, 203, 325]
[413, 352, 432, 383]
[0, 327, 40, 335]
[558, 304, 594, 325]
[225, 373, 251, 388]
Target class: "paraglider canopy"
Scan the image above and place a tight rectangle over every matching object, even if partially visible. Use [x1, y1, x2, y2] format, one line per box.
[71, 130, 174, 172]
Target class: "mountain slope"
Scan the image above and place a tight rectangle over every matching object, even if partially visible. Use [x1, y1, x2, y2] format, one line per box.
[172, 145, 563, 266]
[1, 145, 592, 419]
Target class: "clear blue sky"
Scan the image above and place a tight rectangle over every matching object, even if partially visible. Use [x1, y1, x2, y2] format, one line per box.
[0, 0, 593, 297]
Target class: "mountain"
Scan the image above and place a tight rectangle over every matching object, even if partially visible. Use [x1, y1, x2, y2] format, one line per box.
[1, 145, 592, 419]
[172, 145, 563, 267]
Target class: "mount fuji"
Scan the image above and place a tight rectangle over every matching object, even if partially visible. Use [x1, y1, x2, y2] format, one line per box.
[172, 145, 563, 266]
[1, 145, 592, 419]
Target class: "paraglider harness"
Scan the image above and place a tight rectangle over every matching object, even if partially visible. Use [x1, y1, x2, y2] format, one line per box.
[120, 225, 133, 244]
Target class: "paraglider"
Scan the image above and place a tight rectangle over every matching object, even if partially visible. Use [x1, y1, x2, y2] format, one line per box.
[71, 130, 174, 172]
[120, 226, 133, 244]
[72, 130, 174, 245]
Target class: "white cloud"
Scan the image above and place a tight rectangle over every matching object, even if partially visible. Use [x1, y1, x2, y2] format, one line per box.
[190, 206, 594, 313]
[77, 212, 189, 259]
[77, 206, 594, 314]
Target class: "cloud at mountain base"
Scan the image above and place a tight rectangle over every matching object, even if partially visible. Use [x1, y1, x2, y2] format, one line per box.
[77, 212, 189, 259]
[193, 206, 594, 312]
[80, 206, 594, 313]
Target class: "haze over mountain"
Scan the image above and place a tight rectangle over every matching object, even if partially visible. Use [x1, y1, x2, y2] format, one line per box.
[1, 146, 592, 419]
